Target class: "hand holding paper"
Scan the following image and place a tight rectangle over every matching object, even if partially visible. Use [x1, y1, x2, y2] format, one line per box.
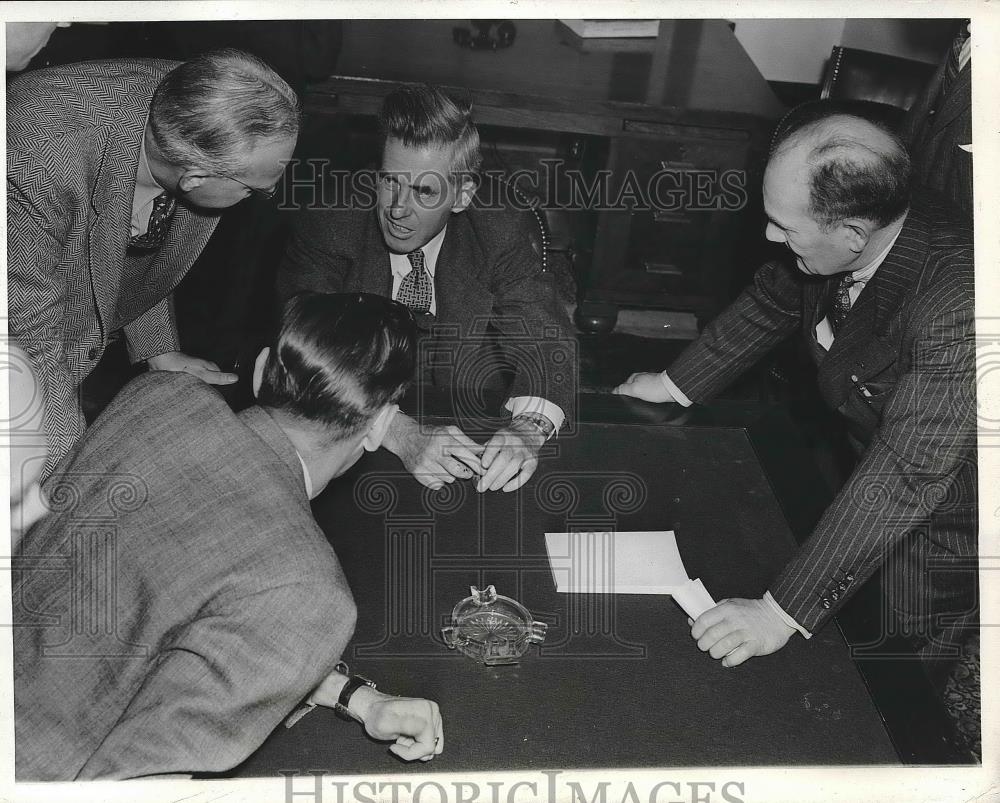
[690, 597, 796, 667]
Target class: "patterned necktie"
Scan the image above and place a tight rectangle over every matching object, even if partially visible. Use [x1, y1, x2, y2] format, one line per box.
[828, 274, 856, 334]
[396, 249, 432, 313]
[129, 191, 176, 251]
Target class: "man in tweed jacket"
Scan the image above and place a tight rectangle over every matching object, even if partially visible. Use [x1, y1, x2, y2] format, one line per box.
[616, 102, 976, 685]
[7, 50, 298, 477]
[14, 293, 444, 780]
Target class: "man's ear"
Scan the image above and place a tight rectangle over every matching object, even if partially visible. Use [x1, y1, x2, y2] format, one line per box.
[177, 170, 210, 194]
[362, 405, 398, 452]
[841, 219, 872, 254]
[451, 176, 477, 214]
[252, 347, 270, 398]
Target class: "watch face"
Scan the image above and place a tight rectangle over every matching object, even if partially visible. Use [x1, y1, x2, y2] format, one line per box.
[441, 585, 547, 666]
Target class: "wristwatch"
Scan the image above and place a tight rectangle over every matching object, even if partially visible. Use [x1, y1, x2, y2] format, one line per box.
[284, 661, 377, 728]
[334, 671, 377, 722]
[512, 412, 555, 440]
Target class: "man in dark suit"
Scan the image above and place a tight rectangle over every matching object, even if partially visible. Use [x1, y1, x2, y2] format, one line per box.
[615, 102, 976, 685]
[900, 21, 972, 223]
[14, 293, 444, 780]
[7, 50, 298, 476]
[279, 84, 576, 494]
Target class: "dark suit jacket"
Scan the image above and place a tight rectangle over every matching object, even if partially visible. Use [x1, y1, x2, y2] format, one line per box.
[278, 205, 577, 423]
[13, 372, 355, 780]
[900, 57, 972, 222]
[667, 198, 976, 636]
[7, 59, 220, 474]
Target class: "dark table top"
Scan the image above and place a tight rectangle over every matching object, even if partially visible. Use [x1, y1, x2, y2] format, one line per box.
[229, 393, 896, 775]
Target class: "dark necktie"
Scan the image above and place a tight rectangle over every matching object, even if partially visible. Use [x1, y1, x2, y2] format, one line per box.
[129, 191, 176, 251]
[396, 249, 432, 313]
[828, 274, 856, 335]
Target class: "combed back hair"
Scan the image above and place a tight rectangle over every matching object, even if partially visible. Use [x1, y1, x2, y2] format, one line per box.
[257, 293, 417, 439]
[377, 83, 482, 181]
[770, 99, 911, 229]
[149, 48, 300, 175]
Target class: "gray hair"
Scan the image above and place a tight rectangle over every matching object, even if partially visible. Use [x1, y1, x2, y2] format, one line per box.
[149, 48, 300, 174]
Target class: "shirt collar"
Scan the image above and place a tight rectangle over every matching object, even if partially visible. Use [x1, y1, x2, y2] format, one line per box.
[136, 128, 168, 196]
[295, 451, 314, 499]
[849, 214, 906, 285]
[389, 225, 447, 279]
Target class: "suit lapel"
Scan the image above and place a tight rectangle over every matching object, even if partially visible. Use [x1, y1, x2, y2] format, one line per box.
[935, 66, 971, 132]
[87, 126, 139, 340]
[435, 215, 490, 335]
[362, 211, 393, 296]
[817, 208, 927, 404]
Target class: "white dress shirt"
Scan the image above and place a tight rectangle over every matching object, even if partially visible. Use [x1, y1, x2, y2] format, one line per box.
[390, 225, 565, 435]
[131, 131, 169, 238]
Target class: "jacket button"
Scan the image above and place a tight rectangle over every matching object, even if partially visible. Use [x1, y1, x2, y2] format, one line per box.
[845, 573, 854, 582]
[838, 582, 847, 592]
[831, 590, 840, 601]
[821, 598, 832, 609]
[88, 347, 100, 361]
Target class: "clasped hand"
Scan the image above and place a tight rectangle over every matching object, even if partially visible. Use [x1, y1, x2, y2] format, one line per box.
[387, 413, 542, 493]
[690, 597, 795, 668]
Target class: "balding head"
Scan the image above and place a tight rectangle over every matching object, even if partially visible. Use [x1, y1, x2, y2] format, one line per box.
[769, 105, 911, 229]
[762, 102, 911, 276]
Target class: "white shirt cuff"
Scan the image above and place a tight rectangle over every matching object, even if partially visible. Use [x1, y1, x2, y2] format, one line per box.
[504, 396, 565, 438]
[764, 591, 811, 639]
[659, 372, 693, 407]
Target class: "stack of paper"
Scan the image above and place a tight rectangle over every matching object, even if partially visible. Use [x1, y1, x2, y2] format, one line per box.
[544, 530, 717, 619]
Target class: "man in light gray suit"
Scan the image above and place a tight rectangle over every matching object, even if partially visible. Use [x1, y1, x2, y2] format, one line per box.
[13, 293, 444, 780]
[8, 49, 297, 476]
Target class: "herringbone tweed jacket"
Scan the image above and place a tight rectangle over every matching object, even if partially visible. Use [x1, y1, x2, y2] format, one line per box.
[7, 59, 220, 475]
[667, 197, 977, 642]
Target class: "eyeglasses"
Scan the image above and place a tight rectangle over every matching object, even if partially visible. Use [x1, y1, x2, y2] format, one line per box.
[212, 174, 280, 199]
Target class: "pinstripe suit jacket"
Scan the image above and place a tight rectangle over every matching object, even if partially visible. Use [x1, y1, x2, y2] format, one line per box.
[7, 59, 220, 476]
[277, 206, 577, 423]
[668, 198, 976, 634]
[14, 372, 355, 780]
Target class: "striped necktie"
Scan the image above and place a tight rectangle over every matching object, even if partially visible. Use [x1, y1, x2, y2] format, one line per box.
[129, 191, 176, 251]
[396, 249, 432, 313]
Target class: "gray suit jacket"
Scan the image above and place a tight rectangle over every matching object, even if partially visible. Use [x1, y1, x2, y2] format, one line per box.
[277, 205, 577, 423]
[667, 198, 976, 636]
[7, 59, 221, 475]
[14, 372, 355, 780]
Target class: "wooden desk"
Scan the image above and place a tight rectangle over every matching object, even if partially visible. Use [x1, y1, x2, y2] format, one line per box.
[302, 20, 786, 323]
[224, 393, 897, 775]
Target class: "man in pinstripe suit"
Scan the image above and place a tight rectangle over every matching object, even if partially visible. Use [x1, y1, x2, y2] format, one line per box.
[616, 102, 976, 687]
[7, 49, 298, 477]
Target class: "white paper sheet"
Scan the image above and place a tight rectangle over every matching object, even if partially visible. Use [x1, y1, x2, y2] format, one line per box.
[544, 530, 690, 594]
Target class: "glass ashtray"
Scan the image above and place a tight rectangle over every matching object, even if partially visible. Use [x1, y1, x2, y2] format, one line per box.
[442, 585, 547, 666]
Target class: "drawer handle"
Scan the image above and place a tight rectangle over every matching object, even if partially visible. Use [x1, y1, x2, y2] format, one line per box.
[643, 261, 683, 277]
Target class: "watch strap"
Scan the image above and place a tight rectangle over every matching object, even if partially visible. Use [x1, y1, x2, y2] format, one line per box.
[334, 673, 377, 721]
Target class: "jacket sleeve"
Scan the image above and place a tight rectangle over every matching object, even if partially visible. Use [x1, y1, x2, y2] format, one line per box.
[488, 211, 578, 424]
[123, 296, 181, 362]
[666, 259, 803, 403]
[770, 296, 977, 632]
[76, 576, 357, 779]
[7, 149, 87, 475]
